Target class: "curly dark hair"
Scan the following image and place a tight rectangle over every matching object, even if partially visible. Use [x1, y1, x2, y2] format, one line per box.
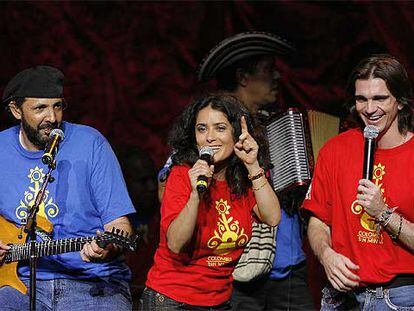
[169, 92, 268, 198]
[346, 54, 414, 134]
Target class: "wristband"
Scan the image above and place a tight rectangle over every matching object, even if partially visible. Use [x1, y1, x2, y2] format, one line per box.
[389, 215, 403, 242]
[253, 180, 267, 191]
[376, 206, 398, 224]
[248, 167, 264, 181]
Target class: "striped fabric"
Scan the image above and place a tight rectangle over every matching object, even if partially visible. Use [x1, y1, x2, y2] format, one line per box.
[233, 222, 277, 282]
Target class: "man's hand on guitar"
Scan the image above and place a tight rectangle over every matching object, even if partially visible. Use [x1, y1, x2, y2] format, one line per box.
[80, 217, 132, 262]
[80, 231, 117, 262]
[0, 240, 10, 266]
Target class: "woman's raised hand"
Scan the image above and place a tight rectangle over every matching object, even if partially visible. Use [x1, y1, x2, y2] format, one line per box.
[234, 116, 259, 166]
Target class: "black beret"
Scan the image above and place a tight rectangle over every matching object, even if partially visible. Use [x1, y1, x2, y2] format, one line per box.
[2, 65, 64, 105]
[197, 31, 295, 82]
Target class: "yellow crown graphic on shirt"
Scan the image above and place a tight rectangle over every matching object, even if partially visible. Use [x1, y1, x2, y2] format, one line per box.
[351, 163, 386, 231]
[207, 199, 248, 255]
[351, 163, 386, 244]
[15, 166, 59, 223]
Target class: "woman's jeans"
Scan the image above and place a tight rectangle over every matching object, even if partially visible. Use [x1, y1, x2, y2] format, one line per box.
[140, 287, 232, 311]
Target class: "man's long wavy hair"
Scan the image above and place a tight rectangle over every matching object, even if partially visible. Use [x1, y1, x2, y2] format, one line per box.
[346, 54, 414, 134]
[169, 93, 268, 198]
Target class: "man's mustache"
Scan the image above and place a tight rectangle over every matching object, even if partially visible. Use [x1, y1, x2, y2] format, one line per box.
[38, 122, 59, 131]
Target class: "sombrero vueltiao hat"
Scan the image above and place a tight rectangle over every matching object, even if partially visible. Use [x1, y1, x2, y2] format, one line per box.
[197, 31, 295, 82]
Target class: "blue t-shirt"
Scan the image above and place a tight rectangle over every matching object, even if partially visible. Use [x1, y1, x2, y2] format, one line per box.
[0, 122, 135, 281]
[269, 209, 306, 279]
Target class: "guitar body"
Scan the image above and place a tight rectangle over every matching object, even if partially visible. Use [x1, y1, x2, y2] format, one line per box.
[0, 215, 28, 294]
[0, 215, 53, 294]
[0, 215, 137, 295]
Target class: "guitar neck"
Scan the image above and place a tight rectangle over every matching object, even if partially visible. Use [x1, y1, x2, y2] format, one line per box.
[6, 236, 96, 263]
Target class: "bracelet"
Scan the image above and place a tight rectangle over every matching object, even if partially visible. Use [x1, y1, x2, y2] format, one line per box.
[376, 206, 398, 225]
[253, 180, 267, 191]
[374, 206, 398, 236]
[248, 167, 264, 181]
[383, 212, 395, 228]
[389, 214, 403, 242]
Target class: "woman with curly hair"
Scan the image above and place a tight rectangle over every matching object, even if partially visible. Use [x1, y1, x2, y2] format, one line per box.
[141, 93, 281, 310]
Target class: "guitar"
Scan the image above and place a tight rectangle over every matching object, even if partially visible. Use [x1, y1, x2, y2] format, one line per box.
[0, 215, 138, 294]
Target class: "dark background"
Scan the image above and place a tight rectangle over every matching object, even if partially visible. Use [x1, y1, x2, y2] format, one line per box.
[2, 1, 413, 166]
[1, 1, 413, 306]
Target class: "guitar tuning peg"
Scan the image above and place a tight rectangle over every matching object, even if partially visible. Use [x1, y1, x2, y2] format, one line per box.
[116, 228, 120, 234]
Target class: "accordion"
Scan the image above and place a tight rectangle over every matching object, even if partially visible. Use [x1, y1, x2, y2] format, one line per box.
[265, 109, 340, 193]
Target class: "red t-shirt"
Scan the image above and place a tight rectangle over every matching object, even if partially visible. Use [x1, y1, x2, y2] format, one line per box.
[302, 128, 414, 285]
[146, 165, 256, 306]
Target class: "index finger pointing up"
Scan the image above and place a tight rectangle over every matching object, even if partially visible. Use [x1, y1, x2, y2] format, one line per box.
[240, 116, 249, 134]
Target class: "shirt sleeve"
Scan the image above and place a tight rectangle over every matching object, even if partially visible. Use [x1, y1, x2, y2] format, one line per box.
[90, 135, 136, 224]
[301, 144, 333, 226]
[160, 165, 192, 232]
[158, 155, 174, 182]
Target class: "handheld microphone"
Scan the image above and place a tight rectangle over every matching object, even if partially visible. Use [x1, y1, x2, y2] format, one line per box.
[196, 146, 215, 193]
[362, 125, 379, 180]
[42, 128, 65, 165]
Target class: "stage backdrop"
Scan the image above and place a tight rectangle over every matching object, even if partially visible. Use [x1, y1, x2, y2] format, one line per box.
[1, 2, 414, 166]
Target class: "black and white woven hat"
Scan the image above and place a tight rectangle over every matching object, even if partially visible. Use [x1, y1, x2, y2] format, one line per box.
[197, 31, 295, 82]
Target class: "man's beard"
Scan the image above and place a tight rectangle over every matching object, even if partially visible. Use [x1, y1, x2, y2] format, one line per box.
[21, 117, 59, 150]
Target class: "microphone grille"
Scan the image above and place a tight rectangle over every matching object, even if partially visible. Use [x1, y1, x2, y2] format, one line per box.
[50, 128, 65, 141]
[363, 125, 379, 139]
[199, 146, 215, 157]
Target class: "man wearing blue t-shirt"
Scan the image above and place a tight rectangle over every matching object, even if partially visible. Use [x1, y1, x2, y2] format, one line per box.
[0, 65, 135, 310]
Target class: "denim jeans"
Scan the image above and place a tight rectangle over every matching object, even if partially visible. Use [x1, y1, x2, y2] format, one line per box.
[140, 287, 232, 311]
[321, 284, 414, 310]
[0, 278, 132, 311]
